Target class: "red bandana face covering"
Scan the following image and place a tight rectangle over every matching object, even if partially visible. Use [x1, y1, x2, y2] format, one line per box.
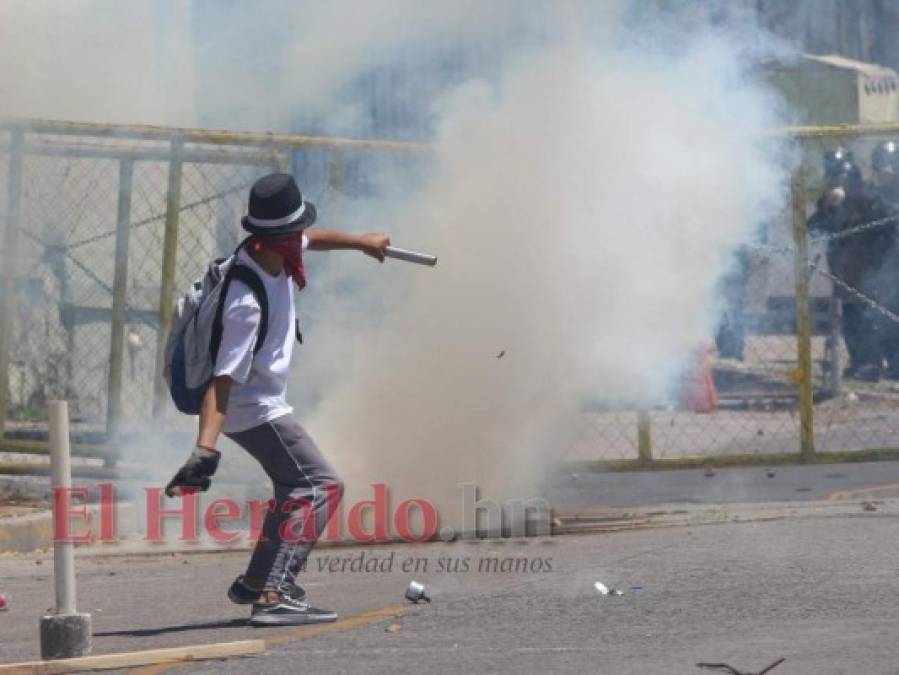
[248, 233, 306, 289]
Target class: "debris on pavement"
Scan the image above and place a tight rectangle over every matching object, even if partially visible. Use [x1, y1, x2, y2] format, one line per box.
[405, 580, 431, 603]
[594, 582, 624, 596]
[697, 656, 785, 674]
[862, 501, 878, 512]
[704, 467, 716, 478]
[0, 593, 8, 611]
[765, 469, 776, 478]
[385, 622, 402, 633]
[496, 350, 506, 359]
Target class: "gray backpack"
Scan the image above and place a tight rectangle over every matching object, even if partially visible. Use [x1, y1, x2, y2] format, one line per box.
[162, 242, 268, 414]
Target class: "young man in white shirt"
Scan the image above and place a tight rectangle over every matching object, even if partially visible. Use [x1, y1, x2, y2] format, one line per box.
[165, 173, 389, 625]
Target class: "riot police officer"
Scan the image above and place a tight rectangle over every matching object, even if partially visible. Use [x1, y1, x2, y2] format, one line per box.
[808, 149, 894, 381]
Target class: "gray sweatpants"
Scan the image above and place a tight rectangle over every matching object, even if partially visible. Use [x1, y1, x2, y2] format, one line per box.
[225, 415, 343, 593]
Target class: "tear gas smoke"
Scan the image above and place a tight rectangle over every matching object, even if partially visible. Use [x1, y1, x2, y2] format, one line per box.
[303, 11, 793, 523]
[0, 2, 793, 534]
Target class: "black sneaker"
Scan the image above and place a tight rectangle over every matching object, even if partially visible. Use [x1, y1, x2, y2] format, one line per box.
[250, 594, 337, 626]
[228, 576, 306, 605]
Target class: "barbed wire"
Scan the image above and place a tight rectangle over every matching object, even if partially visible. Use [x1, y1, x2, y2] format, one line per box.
[10, 178, 341, 331]
[741, 207, 899, 326]
[18, 178, 337, 254]
[810, 213, 899, 244]
[745, 211, 899, 258]
[62, 179, 256, 251]
[743, 190, 899, 328]
[746, 242, 794, 256]
[808, 260, 899, 326]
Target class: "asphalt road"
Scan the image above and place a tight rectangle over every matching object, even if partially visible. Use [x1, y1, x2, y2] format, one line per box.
[2, 507, 899, 674]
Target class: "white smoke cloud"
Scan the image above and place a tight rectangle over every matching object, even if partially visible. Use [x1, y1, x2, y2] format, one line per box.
[0, 1, 196, 125]
[0, 0, 529, 132]
[300, 8, 793, 526]
[0, 1, 794, 535]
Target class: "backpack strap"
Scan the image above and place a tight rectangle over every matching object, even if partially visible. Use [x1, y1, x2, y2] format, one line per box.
[234, 236, 253, 255]
[210, 263, 269, 364]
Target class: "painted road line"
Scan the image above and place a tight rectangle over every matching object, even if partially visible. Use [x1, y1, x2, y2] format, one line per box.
[825, 480, 899, 501]
[0, 640, 266, 675]
[265, 605, 408, 647]
[130, 604, 408, 674]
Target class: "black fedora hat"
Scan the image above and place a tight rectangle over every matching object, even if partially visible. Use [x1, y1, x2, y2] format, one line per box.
[241, 173, 317, 237]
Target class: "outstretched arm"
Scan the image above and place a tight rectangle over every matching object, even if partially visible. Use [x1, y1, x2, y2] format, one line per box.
[304, 228, 391, 262]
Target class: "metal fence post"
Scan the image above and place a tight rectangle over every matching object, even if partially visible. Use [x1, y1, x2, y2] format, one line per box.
[41, 399, 92, 659]
[0, 127, 24, 438]
[326, 152, 344, 295]
[792, 170, 815, 459]
[827, 296, 843, 397]
[105, 159, 134, 443]
[49, 401, 78, 614]
[328, 151, 344, 196]
[637, 409, 653, 464]
[152, 138, 184, 418]
[275, 148, 292, 173]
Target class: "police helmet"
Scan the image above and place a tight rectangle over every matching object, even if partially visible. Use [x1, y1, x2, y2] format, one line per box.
[823, 146, 854, 178]
[828, 157, 864, 194]
[872, 140, 899, 173]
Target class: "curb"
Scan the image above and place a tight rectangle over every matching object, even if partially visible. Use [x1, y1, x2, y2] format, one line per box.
[5, 496, 884, 556]
[0, 503, 138, 554]
[551, 496, 899, 535]
[0, 510, 56, 554]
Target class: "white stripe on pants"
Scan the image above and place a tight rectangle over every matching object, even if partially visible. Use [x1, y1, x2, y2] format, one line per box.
[225, 414, 343, 592]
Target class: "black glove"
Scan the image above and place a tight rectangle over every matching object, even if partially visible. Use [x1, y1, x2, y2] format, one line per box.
[165, 446, 220, 497]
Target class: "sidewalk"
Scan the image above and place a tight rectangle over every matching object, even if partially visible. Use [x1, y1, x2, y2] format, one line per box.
[5, 459, 899, 554]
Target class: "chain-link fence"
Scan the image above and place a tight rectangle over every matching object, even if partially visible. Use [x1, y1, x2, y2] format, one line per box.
[565, 233, 809, 465]
[566, 124, 899, 467]
[800, 129, 899, 458]
[5, 118, 899, 470]
[0, 120, 425, 464]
